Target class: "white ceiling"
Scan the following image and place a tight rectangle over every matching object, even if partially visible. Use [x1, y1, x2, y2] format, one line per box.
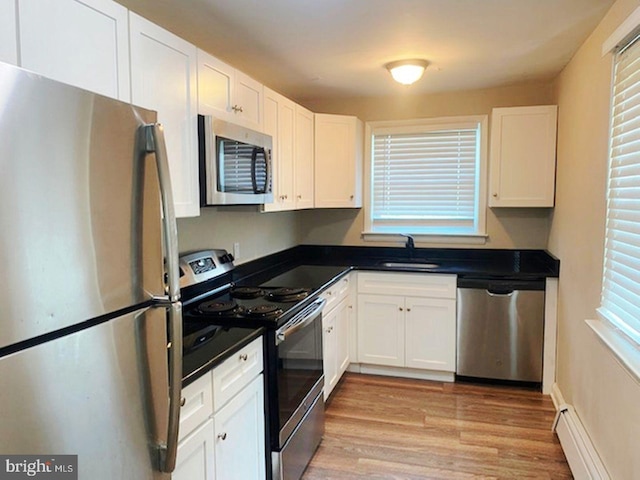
[116, 0, 614, 103]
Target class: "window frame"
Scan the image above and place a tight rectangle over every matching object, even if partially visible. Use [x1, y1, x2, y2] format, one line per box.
[362, 115, 488, 243]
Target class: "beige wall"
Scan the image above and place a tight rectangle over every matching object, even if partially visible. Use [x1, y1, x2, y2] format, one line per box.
[177, 207, 301, 263]
[549, 0, 640, 478]
[300, 83, 555, 248]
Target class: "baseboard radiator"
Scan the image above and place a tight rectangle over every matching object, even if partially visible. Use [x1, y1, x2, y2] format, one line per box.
[552, 404, 610, 480]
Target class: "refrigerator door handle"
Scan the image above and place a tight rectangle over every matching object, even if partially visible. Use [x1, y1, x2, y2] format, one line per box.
[159, 301, 183, 473]
[141, 123, 183, 473]
[142, 123, 180, 303]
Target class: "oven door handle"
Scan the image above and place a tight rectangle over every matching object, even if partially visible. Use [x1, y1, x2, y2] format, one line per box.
[276, 298, 326, 345]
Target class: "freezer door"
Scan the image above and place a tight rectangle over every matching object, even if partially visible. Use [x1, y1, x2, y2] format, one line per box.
[0, 63, 165, 349]
[0, 306, 171, 480]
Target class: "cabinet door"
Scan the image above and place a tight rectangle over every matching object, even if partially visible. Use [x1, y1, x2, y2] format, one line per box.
[261, 88, 283, 212]
[197, 49, 234, 119]
[0, 0, 17, 65]
[357, 294, 405, 367]
[277, 97, 296, 210]
[323, 309, 338, 401]
[214, 375, 266, 480]
[18, 0, 129, 101]
[489, 105, 558, 207]
[335, 297, 350, 377]
[129, 13, 199, 218]
[315, 114, 363, 208]
[405, 297, 456, 371]
[174, 419, 215, 480]
[234, 70, 263, 131]
[294, 105, 315, 209]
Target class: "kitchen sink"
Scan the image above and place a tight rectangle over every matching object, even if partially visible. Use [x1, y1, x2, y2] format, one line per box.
[380, 261, 440, 269]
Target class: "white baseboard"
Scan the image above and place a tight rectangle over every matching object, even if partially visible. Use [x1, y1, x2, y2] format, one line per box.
[347, 363, 455, 382]
[551, 383, 610, 480]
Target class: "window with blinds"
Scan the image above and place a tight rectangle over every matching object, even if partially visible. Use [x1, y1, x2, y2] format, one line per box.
[367, 118, 486, 235]
[599, 34, 640, 345]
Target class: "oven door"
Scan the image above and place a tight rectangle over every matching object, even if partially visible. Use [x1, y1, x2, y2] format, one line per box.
[274, 298, 325, 448]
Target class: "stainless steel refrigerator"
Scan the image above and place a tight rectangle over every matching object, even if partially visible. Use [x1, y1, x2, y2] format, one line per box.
[0, 62, 182, 479]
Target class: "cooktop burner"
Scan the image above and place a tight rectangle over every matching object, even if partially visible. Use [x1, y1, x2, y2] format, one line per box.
[197, 300, 243, 316]
[266, 287, 311, 303]
[245, 304, 284, 320]
[230, 286, 266, 299]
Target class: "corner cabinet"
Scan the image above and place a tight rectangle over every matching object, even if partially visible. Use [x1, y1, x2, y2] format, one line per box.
[197, 50, 263, 131]
[314, 114, 363, 208]
[489, 105, 558, 207]
[356, 272, 457, 377]
[175, 338, 265, 480]
[129, 13, 200, 218]
[16, 0, 130, 101]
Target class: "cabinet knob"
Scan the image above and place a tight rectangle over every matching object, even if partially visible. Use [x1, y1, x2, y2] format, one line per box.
[399, 307, 403, 311]
[350, 194, 354, 200]
[284, 195, 288, 199]
[407, 308, 411, 312]
[231, 105, 243, 113]
[492, 193, 498, 197]
[239, 353, 248, 361]
[218, 432, 227, 441]
[297, 195, 302, 199]
[180, 397, 186, 407]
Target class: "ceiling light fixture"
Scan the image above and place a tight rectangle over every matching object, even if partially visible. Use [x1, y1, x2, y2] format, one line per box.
[385, 59, 429, 85]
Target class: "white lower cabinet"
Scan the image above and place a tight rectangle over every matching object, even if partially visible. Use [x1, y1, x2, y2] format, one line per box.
[175, 338, 265, 480]
[322, 275, 353, 400]
[213, 375, 265, 480]
[356, 273, 457, 376]
[174, 420, 216, 480]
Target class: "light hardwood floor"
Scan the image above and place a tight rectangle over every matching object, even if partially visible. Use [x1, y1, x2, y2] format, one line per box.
[303, 373, 572, 479]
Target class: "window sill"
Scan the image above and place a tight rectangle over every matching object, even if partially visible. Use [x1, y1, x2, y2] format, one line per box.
[361, 232, 488, 245]
[586, 318, 640, 384]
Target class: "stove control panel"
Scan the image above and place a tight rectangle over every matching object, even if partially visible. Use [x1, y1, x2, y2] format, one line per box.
[179, 249, 235, 288]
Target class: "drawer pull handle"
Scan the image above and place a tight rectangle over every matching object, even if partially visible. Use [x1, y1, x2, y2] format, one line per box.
[239, 353, 248, 361]
[180, 397, 186, 407]
[218, 432, 227, 441]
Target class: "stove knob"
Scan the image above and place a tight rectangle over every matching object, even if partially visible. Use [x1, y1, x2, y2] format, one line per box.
[219, 254, 231, 264]
[226, 253, 235, 262]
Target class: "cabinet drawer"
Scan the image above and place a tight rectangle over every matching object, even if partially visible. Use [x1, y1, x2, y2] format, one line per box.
[212, 338, 263, 411]
[321, 275, 350, 312]
[179, 373, 214, 442]
[358, 272, 456, 299]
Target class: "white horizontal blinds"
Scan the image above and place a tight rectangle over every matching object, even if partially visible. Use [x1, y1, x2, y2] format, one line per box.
[372, 128, 478, 228]
[601, 36, 640, 344]
[219, 138, 267, 193]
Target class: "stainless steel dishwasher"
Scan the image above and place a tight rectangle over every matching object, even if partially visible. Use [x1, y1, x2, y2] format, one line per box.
[456, 278, 545, 383]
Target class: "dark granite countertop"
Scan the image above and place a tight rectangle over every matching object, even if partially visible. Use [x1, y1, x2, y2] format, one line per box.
[180, 245, 559, 383]
[182, 326, 264, 386]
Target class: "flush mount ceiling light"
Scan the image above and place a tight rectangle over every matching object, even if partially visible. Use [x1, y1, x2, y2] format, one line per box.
[385, 59, 429, 85]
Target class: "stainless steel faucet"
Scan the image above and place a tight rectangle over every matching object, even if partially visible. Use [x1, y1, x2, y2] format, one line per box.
[401, 234, 415, 249]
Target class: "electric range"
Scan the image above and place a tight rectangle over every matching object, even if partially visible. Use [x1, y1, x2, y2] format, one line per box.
[179, 250, 347, 480]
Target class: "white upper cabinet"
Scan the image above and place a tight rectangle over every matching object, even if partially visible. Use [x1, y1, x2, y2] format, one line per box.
[294, 105, 315, 209]
[262, 88, 314, 212]
[197, 50, 263, 131]
[0, 0, 17, 65]
[314, 113, 363, 208]
[129, 13, 199, 218]
[489, 105, 558, 207]
[17, 0, 130, 101]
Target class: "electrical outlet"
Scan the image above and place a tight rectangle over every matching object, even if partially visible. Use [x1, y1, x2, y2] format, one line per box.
[233, 242, 240, 260]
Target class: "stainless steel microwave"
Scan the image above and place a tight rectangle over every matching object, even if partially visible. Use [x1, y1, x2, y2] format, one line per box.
[198, 115, 273, 205]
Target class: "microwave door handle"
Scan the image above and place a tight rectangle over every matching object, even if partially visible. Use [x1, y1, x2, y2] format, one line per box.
[251, 148, 259, 193]
[250, 147, 269, 194]
[262, 148, 271, 195]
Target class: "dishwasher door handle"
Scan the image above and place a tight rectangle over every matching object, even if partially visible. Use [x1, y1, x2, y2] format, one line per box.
[486, 289, 514, 296]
